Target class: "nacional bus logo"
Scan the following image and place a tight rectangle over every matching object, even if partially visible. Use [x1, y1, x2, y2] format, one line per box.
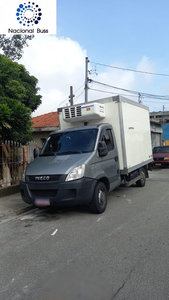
[16, 2, 42, 27]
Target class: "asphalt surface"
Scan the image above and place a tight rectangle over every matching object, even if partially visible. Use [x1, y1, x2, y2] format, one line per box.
[0, 192, 34, 222]
[0, 167, 169, 299]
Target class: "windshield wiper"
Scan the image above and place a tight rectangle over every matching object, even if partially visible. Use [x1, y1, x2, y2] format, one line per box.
[57, 150, 82, 155]
[39, 151, 56, 156]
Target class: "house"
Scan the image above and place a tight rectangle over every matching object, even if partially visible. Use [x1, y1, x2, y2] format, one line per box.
[150, 120, 163, 148]
[150, 111, 168, 146]
[31, 112, 59, 148]
[150, 111, 169, 123]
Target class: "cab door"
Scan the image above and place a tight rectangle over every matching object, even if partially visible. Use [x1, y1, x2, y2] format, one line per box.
[98, 127, 120, 190]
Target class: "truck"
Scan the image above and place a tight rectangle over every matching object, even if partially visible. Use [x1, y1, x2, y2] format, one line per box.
[20, 95, 153, 214]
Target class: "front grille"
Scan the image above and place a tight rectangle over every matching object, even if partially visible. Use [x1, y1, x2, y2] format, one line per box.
[30, 189, 57, 198]
[154, 158, 164, 161]
[28, 175, 62, 182]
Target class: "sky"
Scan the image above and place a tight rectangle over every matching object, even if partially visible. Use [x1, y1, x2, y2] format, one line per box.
[17, 0, 169, 116]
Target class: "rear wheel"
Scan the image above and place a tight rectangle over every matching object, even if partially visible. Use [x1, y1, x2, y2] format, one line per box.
[90, 182, 107, 214]
[136, 168, 146, 187]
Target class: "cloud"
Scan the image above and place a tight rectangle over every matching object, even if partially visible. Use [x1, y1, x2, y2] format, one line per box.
[87, 57, 157, 105]
[20, 36, 157, 115]
[20, 35, 87, 116]
[136, 55, 155, 83]
[87, 61, 136, 101]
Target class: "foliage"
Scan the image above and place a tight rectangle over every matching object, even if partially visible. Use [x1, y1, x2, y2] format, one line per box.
[0, 96, 33, 144]
[0, 55, 42, 144]
[0, 35, 34, 61]
[0, 54, 42, 112]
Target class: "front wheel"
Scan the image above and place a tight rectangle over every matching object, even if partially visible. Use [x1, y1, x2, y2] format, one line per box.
[90, 182, 107, 214]
[136, 168, 146, 187]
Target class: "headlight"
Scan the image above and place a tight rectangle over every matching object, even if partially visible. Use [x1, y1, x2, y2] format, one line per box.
[65, 164, 85, 182]
[22, 169, 26, 182]
[164, 157, 169, 160]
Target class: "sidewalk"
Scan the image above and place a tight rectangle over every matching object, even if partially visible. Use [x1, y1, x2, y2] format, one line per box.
[0, 187, 33, 222]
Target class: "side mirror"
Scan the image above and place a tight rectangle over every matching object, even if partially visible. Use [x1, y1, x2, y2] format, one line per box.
[33, 148, 39, 159]
[98, 141, 108, 157]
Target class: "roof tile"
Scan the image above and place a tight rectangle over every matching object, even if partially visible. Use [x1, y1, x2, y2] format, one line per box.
[32, 112, 59, 128]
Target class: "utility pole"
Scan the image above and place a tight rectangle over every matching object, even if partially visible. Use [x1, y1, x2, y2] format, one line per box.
[163, 105, 165, 124]
[69, 86, 74, 106]
[84, 57, 89, 103]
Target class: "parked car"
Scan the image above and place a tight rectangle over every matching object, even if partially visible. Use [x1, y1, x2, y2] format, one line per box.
[152, 145, 169, 166]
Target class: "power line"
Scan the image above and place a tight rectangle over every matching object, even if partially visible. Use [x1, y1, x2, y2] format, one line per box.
[52, 96, 69, 112]
[90, 79, 169, 100]
[91, 61, 169, 77]
[90, 88, 169, 105]
[74, 89, 85, 104]
[52, 83, 85, 111]
[90, 88, 138, 98]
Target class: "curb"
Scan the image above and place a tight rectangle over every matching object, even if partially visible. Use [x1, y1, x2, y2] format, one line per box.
[0, 185, 20, 198]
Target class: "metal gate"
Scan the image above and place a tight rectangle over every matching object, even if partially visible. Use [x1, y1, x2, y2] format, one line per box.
[0, 141, 37, 188]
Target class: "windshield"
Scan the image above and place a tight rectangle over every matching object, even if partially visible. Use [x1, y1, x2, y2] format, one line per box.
[153, 146, 169, 153]
[40, 129, 98, 156]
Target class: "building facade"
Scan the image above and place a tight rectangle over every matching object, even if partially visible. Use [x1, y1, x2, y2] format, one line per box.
[31, 112, 59, 149]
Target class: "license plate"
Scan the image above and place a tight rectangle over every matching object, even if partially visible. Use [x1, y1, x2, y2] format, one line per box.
[35, 199, 50, 207]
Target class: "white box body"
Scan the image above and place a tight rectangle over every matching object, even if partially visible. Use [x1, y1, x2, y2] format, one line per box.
[58, 96, 153, 173]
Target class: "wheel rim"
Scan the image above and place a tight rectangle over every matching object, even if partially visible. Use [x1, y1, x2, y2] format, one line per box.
[141, 171, 145, 183]
[98, 189, 106, 206]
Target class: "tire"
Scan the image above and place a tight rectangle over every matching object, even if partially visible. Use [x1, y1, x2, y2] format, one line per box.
[136, 168, 146, 187]
[90, 182, 107, 214]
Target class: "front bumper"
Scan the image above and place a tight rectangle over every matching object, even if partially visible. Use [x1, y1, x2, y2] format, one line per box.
[152, 160, 169, 166]
[20, 177, 97, 206]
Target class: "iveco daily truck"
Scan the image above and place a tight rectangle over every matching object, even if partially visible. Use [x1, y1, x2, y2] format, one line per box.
[20, 96, 153, 213]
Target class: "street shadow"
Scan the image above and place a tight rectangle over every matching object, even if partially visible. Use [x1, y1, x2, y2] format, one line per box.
[33, 204, 92, 221]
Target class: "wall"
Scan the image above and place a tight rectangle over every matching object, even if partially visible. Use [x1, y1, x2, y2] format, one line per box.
[32, 126, 59, 148]
[32, 131, 50, 149]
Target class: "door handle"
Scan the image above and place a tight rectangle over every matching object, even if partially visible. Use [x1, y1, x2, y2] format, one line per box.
[114, 156, 118, 162]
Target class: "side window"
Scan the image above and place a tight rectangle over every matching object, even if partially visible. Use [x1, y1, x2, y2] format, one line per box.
[100, 128, 114, 152]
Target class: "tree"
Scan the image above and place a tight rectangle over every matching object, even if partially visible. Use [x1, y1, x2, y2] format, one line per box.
[0, 35, 34, 61]
[0, 97, 32, 144]
[0, 55, 42, 144]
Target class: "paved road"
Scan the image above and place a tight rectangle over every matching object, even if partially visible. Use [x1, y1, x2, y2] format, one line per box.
[0, 167, 169, 299]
